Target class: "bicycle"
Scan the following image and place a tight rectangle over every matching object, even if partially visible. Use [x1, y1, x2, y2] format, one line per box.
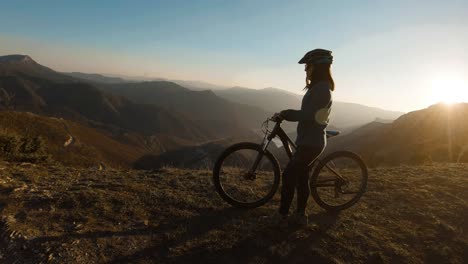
[212, 116, 368, 211]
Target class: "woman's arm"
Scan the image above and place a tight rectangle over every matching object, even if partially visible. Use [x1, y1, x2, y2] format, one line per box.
[280, 84, 331, 122]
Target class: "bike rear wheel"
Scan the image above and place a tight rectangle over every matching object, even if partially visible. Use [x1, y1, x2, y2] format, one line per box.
[310, 151, 368, 211]
[212, 142, 280, 208]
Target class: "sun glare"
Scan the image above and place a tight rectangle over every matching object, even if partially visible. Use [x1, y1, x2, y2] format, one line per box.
[428, 73, 468, 105]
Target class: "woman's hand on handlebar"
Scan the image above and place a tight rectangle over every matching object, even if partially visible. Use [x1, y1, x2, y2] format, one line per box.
[270, 112, 284, 122]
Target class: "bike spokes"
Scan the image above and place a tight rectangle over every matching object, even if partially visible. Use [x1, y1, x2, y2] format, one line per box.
[313, 155, 366, 208]
[218, 149, 276, 205]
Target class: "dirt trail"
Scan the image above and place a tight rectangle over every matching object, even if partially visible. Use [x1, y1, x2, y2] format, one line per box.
[61, 121, 74, 147]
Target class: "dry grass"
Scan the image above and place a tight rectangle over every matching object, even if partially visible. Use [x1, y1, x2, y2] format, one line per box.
[0, 162, 466, 263]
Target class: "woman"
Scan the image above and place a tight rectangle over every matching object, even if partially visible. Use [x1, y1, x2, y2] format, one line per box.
[272, 48, 334, 227]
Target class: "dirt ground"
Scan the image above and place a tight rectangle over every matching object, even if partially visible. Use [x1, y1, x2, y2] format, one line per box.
[0, 161, 466, 263]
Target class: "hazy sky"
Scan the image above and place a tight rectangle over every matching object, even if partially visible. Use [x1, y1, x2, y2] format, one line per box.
[1, 0, 468, 112]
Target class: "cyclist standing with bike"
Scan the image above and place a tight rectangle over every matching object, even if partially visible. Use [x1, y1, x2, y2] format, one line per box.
[213, 49, 366, 219]
[272, 49, 334, 227]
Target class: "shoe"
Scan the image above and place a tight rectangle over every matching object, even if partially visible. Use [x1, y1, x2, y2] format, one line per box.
[288, 213, 308, 227]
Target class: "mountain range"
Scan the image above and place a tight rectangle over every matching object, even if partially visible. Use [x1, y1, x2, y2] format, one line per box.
[68, 71, 404, 133]
[0, 55, 221, 165]
[1, 54, 463, 169]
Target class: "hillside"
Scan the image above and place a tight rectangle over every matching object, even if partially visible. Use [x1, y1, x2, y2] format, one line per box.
[0, 111, 148, 168]
[0, 162, 466, 263]
[326, 103, 468, 166]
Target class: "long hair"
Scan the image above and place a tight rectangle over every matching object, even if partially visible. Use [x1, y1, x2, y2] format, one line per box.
[305, 63, 335, 91]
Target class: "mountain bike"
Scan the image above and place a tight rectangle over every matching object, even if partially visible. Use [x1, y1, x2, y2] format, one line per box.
[212, 116, 368, 211]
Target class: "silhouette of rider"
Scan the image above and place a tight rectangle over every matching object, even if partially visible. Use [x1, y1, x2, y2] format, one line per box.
[272, 49, 334, 226]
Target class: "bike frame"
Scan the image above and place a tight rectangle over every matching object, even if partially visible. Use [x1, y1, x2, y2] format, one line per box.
[262, 120, 298, 159]
[251, 119, 347, 186]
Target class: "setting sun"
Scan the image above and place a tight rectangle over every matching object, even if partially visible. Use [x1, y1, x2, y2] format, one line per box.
[428, 73, 468, 105]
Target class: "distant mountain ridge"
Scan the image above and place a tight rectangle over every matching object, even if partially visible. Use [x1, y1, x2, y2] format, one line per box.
[63, 71, 404, 131]
[65, 72, 128, 84]
[71, 72, 231, 90]
[214, 86, 404, 131]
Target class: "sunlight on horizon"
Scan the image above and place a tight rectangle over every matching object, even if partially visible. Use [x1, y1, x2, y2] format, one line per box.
[427, 72, 468, 105]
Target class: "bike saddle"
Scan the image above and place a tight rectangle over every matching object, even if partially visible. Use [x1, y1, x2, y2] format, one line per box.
[326, 130, 341, 138]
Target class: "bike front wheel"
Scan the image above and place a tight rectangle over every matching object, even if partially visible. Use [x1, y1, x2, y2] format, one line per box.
[212, 142, 281, 208]
[310, 151, 368, 211]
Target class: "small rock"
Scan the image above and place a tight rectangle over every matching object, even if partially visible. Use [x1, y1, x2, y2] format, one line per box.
[19, 163, 35, 168]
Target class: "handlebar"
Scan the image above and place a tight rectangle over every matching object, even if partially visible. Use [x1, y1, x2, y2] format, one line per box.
[262, 115, 283, 136]
[268, 116, 283, 123]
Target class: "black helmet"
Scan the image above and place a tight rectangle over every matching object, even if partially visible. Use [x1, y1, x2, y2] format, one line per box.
[298, 49, 333, 64]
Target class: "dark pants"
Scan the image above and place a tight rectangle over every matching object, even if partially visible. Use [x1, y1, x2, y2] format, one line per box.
[279, 145, 324, 215]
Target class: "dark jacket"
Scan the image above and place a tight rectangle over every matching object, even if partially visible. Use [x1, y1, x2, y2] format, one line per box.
[281, 81, 332, 146]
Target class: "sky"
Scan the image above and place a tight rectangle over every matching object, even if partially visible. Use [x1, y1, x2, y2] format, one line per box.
[1, 0, 468, 112]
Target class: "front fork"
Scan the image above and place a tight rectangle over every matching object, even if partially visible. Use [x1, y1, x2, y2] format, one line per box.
[247, 121, 283, 179]
[246, 137, 271, 179]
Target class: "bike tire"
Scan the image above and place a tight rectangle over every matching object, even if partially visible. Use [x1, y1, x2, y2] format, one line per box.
[310, 151, 368, 211]
[212, 142, 281, 208]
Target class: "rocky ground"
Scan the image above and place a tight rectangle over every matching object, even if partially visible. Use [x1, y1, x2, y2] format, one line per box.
[0, 161, 467, 263]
